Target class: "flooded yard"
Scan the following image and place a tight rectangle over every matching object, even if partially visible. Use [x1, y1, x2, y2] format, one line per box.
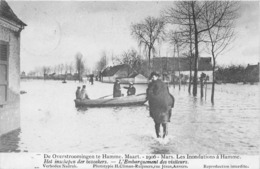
[0, 80, 259, 154]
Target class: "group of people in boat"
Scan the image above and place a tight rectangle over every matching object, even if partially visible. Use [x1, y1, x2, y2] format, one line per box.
[75, 80, 136, 100]
[75, 71, 174, 139]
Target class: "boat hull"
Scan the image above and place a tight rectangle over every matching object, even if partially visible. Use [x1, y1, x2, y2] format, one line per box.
[74, 93, 147, 107]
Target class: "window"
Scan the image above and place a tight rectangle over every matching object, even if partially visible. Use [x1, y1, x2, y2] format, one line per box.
[0, 40, 8, 104]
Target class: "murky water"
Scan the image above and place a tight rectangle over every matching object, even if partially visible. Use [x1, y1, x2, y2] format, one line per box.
[0, 80, 259, 154]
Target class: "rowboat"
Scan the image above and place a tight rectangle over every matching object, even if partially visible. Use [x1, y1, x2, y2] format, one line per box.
[74, 93, 147, 107]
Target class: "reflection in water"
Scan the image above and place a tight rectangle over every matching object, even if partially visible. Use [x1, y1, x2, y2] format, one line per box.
[0, 80, 259, 154]
[0, 129, 21, 152]
[76, 107, 89, 112]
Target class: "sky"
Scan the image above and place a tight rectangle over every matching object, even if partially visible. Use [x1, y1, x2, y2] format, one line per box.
[7, 1, 260, 72]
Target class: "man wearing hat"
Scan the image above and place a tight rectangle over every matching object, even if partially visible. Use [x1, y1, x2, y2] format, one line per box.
[147, 71, 174, 138]
[124, 82, 136, 96]
[113, 79, 122, 98]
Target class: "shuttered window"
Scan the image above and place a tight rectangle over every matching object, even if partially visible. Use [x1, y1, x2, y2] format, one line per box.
[0, 41, 8, 104]
[0, 43, 8, 61]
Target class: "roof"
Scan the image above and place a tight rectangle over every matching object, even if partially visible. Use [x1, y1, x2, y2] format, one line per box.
[245, 63, 259, 72]
[128, 72, 148, 78]
[102, 64, 132, 76]
[0, 0, 26, 27]
[128, 72, 139, 78]
[152, 57, 213, 72]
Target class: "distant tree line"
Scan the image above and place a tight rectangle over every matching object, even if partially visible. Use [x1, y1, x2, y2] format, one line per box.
[25, 52, 90, 82]
[215, 64, 259, 84]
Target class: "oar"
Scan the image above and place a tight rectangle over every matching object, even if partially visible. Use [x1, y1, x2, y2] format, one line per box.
[99, 93, 145, 99]
[136, 93, 146, 96]
[99, 93, 147, 101]
[98, 94, 113, 99]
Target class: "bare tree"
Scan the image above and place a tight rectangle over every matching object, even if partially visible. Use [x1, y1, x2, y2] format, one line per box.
[34, 67, 42, 77]
[131, 16, 166, 70]
[164, 3, 195, 94]
[202, 1, 239, 104]
[164, 1, 234, 96]
[111, 54, 121, 65]
[183, 51, 194, 94]
[96, 51, 107, 71]
[42, 66, 50, 80]
[51, 65, 57, 75]
[56, 64, 61, 75]
[75, 52, 85, 82]
[113, 49, 141, 66]
[168, 31, 184, 90]
[60, 64, 64, 75]
[64, 63, 69, 74]
[68, 62, 74, 74]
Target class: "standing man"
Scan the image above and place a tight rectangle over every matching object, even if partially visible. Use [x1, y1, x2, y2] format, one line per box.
[113, 79, 122, 98]
[147, 72, 174, 138]
[90, 75, 94, 85]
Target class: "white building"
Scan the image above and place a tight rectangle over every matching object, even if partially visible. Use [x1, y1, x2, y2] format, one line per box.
[152, 57, 213, 83]
[0, 0, 26, 136]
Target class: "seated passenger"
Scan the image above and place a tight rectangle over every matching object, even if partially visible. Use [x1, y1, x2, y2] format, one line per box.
[124, 82, 136, 96]
[80, 85, 90, 100]
[75, 86, 81, 99]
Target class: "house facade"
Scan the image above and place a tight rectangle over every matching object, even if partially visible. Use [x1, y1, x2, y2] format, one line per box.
[101, 64, 148, 84]
[101, 64, 134, 83]
[245, 63, 259, 83]
[132, 74, 148, 84]
[0, 0, 26, 136]
[152, 57, 213, 83]
[119, 74, 148, 84]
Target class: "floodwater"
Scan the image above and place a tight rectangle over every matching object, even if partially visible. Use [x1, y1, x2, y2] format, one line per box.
[0, 80, 259, 154]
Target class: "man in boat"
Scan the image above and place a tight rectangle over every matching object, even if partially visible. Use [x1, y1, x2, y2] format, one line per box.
[76, 86, 81, 99]
[80, 85, 90, 100]
[147, 71, 174, 138]
[113, 79, 122, 98]
[123, 82, 136, 96]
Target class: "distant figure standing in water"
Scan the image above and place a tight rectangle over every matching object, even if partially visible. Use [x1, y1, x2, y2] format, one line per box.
[76, 86, 81, 99]
[147, 72, 174, 138]
[113, 79, 122, 98]
[90, 75, 94, 85]
[80, 85, 90, 100]
[124, 82, 136, 96]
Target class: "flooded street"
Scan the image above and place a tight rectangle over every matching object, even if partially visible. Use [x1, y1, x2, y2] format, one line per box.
[0, 80, 259, 154]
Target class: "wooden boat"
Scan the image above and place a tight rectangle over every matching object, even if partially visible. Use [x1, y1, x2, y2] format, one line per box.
[74, 93, 147, 107]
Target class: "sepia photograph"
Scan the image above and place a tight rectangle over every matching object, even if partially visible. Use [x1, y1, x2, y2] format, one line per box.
[0, 0, 259, 168]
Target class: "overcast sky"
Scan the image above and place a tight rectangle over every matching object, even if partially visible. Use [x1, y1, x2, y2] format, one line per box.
[8, 1, 260, 72]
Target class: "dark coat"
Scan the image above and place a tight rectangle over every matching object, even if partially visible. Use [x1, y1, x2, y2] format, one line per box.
[76, 89, 81, 99]
[147, 79, 174, 123]
[113, 82, 121, 97]
[124, 86, 136, 96]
